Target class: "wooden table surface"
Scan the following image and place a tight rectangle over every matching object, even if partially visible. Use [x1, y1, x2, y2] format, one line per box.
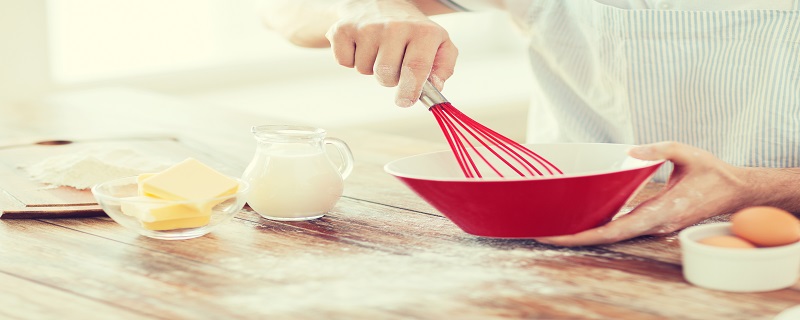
[1, 88, 799, 320]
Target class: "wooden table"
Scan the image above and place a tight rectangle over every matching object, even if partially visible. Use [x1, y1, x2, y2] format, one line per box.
[1, 88, 799, 319]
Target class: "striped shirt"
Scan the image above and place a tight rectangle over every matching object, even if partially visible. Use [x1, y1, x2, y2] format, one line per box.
[446, 0, 796, 11]
[447, 0, 800, 179]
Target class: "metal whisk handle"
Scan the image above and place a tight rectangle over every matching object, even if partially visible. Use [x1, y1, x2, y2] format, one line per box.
[419, 80, 449, 109]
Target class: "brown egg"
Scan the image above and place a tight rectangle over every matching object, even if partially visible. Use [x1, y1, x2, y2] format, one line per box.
[698, 235, 756, 249]
[731, 206, 800, 247]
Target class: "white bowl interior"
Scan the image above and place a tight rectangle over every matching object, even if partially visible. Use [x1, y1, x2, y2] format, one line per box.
[385, 143, 662, 180]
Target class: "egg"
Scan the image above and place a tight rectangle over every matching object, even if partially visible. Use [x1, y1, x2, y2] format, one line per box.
[698, 235, 756, 249]
[731, 206, 800, 247]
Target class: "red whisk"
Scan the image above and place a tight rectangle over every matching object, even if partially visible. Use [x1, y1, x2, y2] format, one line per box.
[419, 80, 563, 178]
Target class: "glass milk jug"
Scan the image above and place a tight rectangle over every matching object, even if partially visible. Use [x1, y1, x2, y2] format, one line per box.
[242, 125, 354, 221]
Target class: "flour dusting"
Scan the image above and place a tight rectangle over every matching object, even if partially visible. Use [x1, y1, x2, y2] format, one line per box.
[222, 252, 535, 317]
[23, 148, 171, 190]
[214, 245, 592, 318]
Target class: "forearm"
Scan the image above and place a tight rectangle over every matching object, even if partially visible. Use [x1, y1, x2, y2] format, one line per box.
[743, 167, 800, 214]
[257, 0, 340, 48]
[257, 0, 455, 48]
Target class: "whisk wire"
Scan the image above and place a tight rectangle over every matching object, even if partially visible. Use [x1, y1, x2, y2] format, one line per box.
[445, 105, 558, 176]
[437, 104, 523, 177]
[420, 80, 563, 178]
[432, 105, 485, 177]
[432, 106, 471, 177]
[447, 120, 505, 177]
[446, 106, 540, 176]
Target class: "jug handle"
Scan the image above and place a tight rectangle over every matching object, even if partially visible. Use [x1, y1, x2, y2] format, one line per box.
[324, 138, 354, 179]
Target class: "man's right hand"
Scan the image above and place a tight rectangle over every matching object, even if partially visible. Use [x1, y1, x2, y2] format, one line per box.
[326, 0, 458, 107]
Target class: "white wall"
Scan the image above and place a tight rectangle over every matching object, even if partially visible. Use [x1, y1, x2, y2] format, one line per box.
[0, 0, 52, 103]
[2, 1, 533, 128]
[177, 10, 534, 127]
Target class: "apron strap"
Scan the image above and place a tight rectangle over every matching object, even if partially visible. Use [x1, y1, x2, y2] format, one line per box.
[796, 0, 800, 10]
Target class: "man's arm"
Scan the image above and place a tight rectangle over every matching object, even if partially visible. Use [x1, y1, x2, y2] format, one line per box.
[744, 167, 800, 212]
[257, 0, 457, 48]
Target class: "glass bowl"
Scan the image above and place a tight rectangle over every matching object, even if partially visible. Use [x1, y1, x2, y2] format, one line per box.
[91, 176, 250, 240]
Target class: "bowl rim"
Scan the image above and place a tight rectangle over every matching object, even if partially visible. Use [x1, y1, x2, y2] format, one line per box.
[679, 222, 800, 256]
[383, 143, 665, 182]
[91, 176, 250, 204]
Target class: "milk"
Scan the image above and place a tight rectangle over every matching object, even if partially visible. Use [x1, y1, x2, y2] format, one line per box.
[244, 144, 345, 221]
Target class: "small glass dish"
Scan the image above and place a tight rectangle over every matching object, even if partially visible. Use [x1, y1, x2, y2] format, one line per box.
[679, 222, 800, 292]
[91, 176, 250, 240]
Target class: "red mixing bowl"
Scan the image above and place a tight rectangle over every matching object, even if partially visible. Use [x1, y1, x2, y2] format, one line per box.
[384, 143, 665, 238]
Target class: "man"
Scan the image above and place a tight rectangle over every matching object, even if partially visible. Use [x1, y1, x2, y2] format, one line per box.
[258, 0, 800, 246]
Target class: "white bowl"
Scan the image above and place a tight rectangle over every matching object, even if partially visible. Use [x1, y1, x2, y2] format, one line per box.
[679, 222, 800, 292]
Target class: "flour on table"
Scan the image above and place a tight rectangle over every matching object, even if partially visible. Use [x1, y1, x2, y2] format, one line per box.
[22, 147, 171, 190]
[215, 246, 572, 317]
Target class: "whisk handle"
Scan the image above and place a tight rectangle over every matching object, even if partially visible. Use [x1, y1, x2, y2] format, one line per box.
[419, 80, 449, 109]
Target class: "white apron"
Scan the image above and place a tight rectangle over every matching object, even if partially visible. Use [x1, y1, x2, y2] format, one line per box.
[520, 0, 800, 179]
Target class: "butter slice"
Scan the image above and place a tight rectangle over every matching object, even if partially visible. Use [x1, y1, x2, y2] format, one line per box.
[140, 216, 211, 231]
[120, 197, 211, 230]
[141, 158, 238, 201]
[121, 197, 211, 221]
[137, 173, 156, 196]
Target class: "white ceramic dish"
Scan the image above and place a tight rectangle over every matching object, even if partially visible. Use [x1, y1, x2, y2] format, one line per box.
[679, 222, 800, 292]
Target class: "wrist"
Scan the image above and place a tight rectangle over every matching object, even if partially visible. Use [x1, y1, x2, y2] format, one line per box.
[259, 1, 343, 48]
[337, 0, 428, 19]
[337, 0, 457, 16]
[741, 167, 800, 214]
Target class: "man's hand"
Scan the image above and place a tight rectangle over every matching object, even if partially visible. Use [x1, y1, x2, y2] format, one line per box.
[534, 141, 754, 246]
[326, 0, 458, 107]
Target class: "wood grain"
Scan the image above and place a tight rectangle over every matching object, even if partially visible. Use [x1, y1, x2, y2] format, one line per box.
[1, 90, 798, 319]
[0, 136, 242, 218]
[21, 198, 799, 319]
[0, 272, 151, 320]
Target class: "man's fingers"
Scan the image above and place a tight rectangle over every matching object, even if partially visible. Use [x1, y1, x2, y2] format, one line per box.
[353, 36, 380, 75]
[326, 25, 356, 68]
[534, 218, 639, 247]
[328, 16, 452, 108]
[429, 40, 458, 90]
[373, 38, 407, 89]
[535, 197, 671, 246]
[628, 141, 709, 165]
[395, 35, 440, 107]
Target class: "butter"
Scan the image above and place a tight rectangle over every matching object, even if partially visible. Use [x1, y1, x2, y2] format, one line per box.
[136, 173, 156, 196]
[123, 158, 239, 232]
[141, 158, 238, 201]
[137, 173, 156, 184]
[142, 216, 211, 231]
[120, 196, 212, 230]
[121, 196, 211, 220]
